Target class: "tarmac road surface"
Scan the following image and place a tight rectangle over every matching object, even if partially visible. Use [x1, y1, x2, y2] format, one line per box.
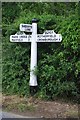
[0, 111, 36, 119]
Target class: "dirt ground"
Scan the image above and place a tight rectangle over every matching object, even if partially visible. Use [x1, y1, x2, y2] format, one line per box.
[2, 94, 79, 118]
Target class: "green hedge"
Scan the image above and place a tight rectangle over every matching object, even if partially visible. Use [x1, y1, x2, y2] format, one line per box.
[2, 3, 79, 101]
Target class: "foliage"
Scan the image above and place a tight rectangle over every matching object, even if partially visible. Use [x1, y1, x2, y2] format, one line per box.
[2, 2, 80, 101]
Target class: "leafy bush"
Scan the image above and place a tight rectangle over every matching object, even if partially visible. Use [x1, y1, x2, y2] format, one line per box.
[2, 3, 79, 101]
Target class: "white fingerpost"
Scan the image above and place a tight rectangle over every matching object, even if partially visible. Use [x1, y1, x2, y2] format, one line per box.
[29, 19, 38, 87]
[10, 18, 62, 95]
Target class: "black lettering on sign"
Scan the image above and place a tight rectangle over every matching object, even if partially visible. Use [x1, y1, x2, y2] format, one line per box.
[12, 39, 16, 41]
[22, 25, 27, 28]
[28, 35, 31, 38]
[22, 25, 32, 28]
[20, 36, 27, 38]
[45, 31, 53, 34]
[12, 36, 18, 38]
[54, 34, 56, 37]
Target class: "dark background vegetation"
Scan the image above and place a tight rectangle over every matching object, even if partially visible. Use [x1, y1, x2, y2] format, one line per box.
[2, 2, 80, 102]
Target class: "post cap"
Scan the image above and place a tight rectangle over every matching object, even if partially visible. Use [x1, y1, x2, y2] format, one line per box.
[32, 18, 39, 23]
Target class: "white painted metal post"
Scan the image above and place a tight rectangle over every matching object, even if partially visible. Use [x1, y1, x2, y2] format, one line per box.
[29, 19, 38, 89]
[10, 18, 62, 95]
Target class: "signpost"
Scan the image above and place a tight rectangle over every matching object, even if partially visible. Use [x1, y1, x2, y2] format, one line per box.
[20, 24, 32, 32]
[10, 33, 32, 42]
[37, 30, 62, 42]
[10, 18, 62, 95]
